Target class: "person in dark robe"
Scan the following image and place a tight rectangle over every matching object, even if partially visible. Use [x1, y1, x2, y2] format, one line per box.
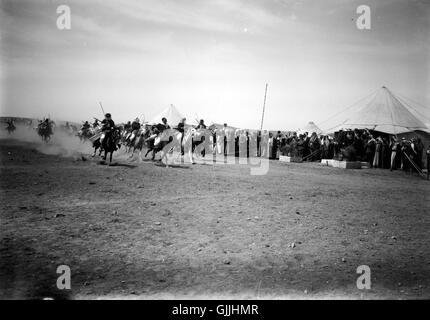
[100, 113, 115, 145]
[124, 121, 132, 133]
[196, 119, 207, 130]
[256, 131, 261, 157]
[223, 124, 228, 157]
[158, 117, 170, 132]
[381, 137, 389, 169]
[414, 137, 424, 169]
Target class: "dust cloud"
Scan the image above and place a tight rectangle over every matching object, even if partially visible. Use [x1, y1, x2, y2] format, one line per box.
[0, 124, 93, 158]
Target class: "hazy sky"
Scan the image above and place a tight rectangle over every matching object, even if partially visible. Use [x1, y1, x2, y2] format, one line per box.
[1, 0, 429, 130]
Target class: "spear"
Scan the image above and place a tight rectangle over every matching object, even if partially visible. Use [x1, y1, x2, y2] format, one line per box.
[99, 102, 105, 116]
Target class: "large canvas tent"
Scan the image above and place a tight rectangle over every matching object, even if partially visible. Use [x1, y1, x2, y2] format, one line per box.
[148, 104, 185, 126]
[297, 121, 323, 135]
[330, 86, 429, 135]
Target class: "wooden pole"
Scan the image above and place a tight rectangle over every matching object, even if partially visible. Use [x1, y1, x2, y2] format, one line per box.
[260, 83, 268, 131]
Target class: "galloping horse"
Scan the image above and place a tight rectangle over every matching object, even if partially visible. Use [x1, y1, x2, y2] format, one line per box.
[145, 128, 184, 162]
[124, 127, 143, 153]
[186, 128, 215, 163]
[77, 128, 93, 142]
[6, 120, 16, 135]
[92, 127, 122, 164]
[37, 120, 54, 142]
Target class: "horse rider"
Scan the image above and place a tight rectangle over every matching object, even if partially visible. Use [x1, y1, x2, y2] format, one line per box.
[196, 119, 207, 130]
[92, 118, 100, 128]
[81, 121, 90, 131]
[128, 118, 141, 142]
[158, 117, 170, 132]
[124, 121, 132, 136]
[6, 118, 15, 127]
[145, 125, 160, 145]
[100, 113, 115, 145]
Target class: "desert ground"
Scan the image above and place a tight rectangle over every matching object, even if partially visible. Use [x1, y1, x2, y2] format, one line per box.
[1, 129, 429, 299]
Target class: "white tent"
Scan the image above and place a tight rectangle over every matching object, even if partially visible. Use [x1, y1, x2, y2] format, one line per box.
[297, 121, 323, 135]
[330, 86, 429, 135]
[148, 104, 185, 126]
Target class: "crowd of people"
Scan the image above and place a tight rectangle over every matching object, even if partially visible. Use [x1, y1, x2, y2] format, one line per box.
[273, 128, 428, 173]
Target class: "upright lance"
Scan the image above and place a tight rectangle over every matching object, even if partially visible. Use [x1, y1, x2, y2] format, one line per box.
[99, 102, 105, 116]
[260, 83, 268, 131]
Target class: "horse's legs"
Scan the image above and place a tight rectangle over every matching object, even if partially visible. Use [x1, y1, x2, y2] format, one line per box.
[144, 148, 151, 158]
[163, 152, 169, 168]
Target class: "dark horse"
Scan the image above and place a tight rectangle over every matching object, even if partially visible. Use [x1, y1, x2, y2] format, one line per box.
[6, 121, 16, 135]
[37, 120, 54, 142]
[92, 127, 122, 164]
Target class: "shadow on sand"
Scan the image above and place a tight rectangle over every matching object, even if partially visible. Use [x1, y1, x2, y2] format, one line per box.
[98, 161, 138, 168]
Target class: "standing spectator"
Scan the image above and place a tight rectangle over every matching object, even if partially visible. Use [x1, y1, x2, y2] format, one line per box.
[381, 137, 389, 169]
[268, 133, 274, 159]
[365, 135, 376, 168]
[414, 137, 424, 169]
[303, 132, 310, 159]
[390, 136, 399, 171]
[399, 137, 407, 170]
[257, 131, 261, 157]
[373, 137, 383, 168]
[427, 145, 430, 180]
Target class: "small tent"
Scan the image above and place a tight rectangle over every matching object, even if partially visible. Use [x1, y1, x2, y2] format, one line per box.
[331, 86, 429, 135]
[297, 121, 323, 135]
[148, 104, 185, 126]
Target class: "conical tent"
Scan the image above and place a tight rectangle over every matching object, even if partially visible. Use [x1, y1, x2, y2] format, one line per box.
[332, 86, 429, 134]
[297, 121, 322, 135]
[148, 104, 185, 126]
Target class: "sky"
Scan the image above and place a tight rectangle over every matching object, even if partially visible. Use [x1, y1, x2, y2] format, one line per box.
[1, 0, 429, 130]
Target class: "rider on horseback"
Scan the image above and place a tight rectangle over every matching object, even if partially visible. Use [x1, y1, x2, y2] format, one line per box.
[6, 118, 16, 134]
[37, 118, 54, 141]
[124, 121, 132, 133]
[196, 119, 207, 130]
[128, 118, 141, 143]
[92, 118, 100, 128]
[123, 121, 132, 141]
[100, 113, 115, 146]
[158, 117, 170, 132]
[79, 121, 91, 139]
[81, 121, 90, 132]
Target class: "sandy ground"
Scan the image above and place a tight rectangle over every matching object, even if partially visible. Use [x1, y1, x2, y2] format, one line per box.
[1, 132, 430, 300]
